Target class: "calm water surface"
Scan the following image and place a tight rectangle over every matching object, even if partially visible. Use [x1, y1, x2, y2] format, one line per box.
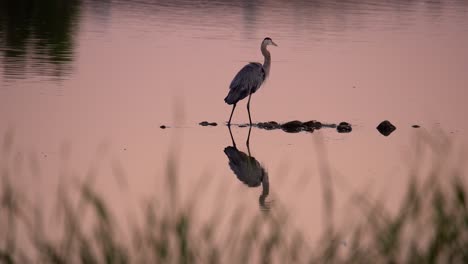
[1, 0, 468, 239]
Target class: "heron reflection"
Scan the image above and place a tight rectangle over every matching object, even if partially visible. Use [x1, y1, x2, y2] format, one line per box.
[224, 126, 271, 211]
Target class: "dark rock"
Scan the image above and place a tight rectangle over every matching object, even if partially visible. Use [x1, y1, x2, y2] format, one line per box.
[337, 122, 352, 133]
[160, 125, 167, 129]
[232, 119, 353, 134]
[199, 121, 217, 126]
[281, 120, 304, 133]
[303, 120, 322, 130]
[412, 125, 420, 128]
[376, 120, 396, 136]
[257, 121, 280, 130]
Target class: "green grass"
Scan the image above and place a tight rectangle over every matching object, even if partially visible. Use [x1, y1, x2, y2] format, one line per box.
[1, 131, 467, 263]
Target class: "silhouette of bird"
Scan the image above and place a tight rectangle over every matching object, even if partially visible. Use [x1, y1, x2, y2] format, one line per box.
[224, 126, 271, 211]
[224, 37, 277, 126]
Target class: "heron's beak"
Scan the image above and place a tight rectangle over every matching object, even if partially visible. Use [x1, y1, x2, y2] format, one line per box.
[272, 41, 278, 47]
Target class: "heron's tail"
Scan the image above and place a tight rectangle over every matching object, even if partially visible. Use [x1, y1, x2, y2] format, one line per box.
[224, 86, 247, 105]
[224, 92, 237, 105]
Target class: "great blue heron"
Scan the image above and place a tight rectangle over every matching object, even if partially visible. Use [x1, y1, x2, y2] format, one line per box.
[224, 37, 278, 126]
[224, 126, 271, 211]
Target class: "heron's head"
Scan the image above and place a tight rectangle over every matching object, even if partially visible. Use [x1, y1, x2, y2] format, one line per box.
[263, 37, 278, 47]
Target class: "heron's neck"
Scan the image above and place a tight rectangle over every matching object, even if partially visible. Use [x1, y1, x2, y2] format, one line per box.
[259, 174, 269, 207]
[261, 44, 271, 77]
[261, 173, 269, 196]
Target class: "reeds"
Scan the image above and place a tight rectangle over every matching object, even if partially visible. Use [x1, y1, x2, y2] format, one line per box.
[1, 131, 467, 263]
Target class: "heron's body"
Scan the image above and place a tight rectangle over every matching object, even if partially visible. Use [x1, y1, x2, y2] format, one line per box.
[224, 62, 265, 105]
[224, 37, 277, 125]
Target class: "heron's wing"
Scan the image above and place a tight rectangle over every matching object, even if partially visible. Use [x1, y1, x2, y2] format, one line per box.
[224, 63, 265, 104]
[229, 62, 265, 92]
[224, 146, 265, 187]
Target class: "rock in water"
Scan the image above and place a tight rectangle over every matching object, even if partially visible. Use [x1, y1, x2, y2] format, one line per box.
[199, 121, 217, 126]
[376, 120, 396, 136]
[337, 122, 352, 133]
[281, 120, 304, 133]
[257, 121, 280, 130]
[303, 120, 322, 131]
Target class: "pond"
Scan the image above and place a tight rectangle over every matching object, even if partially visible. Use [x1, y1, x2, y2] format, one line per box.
[1, 0, 468, 243]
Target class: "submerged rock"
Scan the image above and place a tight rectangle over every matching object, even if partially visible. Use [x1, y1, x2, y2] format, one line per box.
[377, 120, 396, 136]
[239, 120, 349, 133]
[257, 121, 280, 130]
[337, 122, 352, 133]
[203, 119, 353, 134]
[281, 120, 305, 133]
[199, 121, 217, 126]
[322, 123, 337, 128]
[160, 125, 167, 129]
[412, 125, 420, 128]
[303, 120, 322, 131]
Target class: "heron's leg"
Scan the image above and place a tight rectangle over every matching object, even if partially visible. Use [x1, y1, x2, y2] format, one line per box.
[228, 125, 237, 149]
[246, 125, 252, 156]
[247, 93, 253, 126]
[227, 103, 237, 126]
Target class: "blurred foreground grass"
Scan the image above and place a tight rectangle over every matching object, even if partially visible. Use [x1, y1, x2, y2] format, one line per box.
[1, 131, 467, 263]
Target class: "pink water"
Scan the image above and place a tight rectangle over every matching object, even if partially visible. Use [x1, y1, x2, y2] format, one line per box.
[1, 0, 468, 240]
